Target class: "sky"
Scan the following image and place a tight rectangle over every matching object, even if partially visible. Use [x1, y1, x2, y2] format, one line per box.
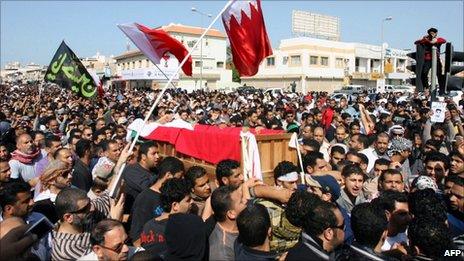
[1, 0, 463, 67]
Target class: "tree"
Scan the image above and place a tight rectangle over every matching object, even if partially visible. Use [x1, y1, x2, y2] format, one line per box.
[227, 45, 241, 83]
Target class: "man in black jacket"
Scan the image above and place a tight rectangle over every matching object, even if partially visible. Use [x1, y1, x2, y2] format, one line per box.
[72, 139, 92, 192]
[286, 199, 345, 260]
[122, 141, 160, 214]
[234, 203, 278, 261]
[338, 202, 390, 260]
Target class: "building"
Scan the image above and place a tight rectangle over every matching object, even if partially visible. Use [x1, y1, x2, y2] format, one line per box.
[241, 37, 412, 93]
[352, 43, 410, 87]
[80, 52, 116, 79]
[113, 23, 233, 92]
[0, 62, 47, 84]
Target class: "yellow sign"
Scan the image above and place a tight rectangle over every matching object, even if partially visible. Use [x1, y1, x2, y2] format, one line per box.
[352, 72, 370, 79]
[384, 58, 394, 74]
[370, 72, 383, 80]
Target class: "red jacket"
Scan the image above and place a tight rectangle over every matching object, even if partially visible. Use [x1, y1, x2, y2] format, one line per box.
[321, 107, 334, 130]
[414, 37, 446, 61]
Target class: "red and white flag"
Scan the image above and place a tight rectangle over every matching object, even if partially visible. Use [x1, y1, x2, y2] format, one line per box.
[88, 70, 104, 99]
[222, 0, 273, 76]
[118, 23, 192, 76]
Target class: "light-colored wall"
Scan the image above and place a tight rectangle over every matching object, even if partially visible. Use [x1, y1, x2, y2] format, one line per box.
[243, 37, 413, 92]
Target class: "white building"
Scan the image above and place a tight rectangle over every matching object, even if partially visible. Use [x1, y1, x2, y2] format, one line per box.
[1, 62, 47, 84]
[241, 37, 412, 93]
[113, 23, 233, 92]
[352, 43, 410, 87]
[80, 52, 116, 78]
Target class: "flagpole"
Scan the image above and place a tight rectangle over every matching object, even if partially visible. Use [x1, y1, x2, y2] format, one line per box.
[153, 63, 178, 90]
[109, 0, 235, 198]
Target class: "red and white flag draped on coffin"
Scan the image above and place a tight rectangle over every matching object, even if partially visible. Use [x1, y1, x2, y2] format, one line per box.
[127, 119, 284, 180]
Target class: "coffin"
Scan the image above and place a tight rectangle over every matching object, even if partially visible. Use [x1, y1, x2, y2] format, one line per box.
[155, 132, 298, 186]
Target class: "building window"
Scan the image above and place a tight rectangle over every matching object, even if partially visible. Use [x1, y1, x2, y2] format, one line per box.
[321, 57, 329, 66]
[290, 55, 301, 66]
[397, 59, 405, 72]
[266, 57, 275, 66]
[132, 61, 135, 69]
[282, 56, 288, 65]
[310, 56, 318, 65]
[336, 58, 344, 68]
[188, 40, 196, 48]
[205, 39, 209, 46]
[195, 61, 202, 67]
[371, 59, 380, 72]
[138, 60, 142, 68]
[146, 59, 150, 68]
[217, 61, 224, 68]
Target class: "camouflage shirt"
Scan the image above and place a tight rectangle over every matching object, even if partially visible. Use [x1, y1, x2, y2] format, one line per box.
[256, 199, 301, 253]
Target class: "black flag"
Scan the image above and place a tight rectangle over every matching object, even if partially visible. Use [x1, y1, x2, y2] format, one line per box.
[45, 41, 97, 98]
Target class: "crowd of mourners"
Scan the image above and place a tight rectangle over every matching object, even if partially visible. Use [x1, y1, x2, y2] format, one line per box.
[0, 82, 463, 261]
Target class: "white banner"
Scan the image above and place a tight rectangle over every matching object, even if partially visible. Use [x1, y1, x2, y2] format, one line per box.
[120, 55, 179, 80]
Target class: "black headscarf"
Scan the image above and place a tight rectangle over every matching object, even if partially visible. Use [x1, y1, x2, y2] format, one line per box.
[164, 213, 208, 261]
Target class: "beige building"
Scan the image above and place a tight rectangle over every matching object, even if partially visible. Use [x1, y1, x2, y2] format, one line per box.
[80, 52, 116, 79]
[242, 37, 412, 93]
[113, 23, 233, 92]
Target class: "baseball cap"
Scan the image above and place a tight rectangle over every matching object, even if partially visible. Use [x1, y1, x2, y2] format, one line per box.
[312, 175, 341, 200]
[304, 174, 322, 189]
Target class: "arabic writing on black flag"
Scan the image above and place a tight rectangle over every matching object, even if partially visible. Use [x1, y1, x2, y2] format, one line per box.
[45, 41, 97, 98]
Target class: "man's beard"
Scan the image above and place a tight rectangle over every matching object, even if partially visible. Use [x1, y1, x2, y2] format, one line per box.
[54, 181, 70, 190]
[72, 213, 91, 229]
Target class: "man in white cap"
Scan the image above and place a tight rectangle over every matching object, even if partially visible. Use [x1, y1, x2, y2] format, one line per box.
[388, 137, 413, 187]
[389, 125, 406, 139]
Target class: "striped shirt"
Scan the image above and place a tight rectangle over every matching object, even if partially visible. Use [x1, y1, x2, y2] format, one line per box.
[51, 231, 92, 261]
[51, 191, 111, 261]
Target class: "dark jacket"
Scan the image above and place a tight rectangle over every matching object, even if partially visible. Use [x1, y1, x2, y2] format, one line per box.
[234, 240, 277, 261]
[32, 198, 58, 224]
[286, 232, 332, 261]
[335, 242, 396, 261]
[71, 158, 92, 192]
[122, 163, 156, 213]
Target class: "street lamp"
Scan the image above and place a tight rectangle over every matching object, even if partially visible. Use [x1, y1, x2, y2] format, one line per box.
[191, 7, 212, 91]
[380, 16, 393, 76]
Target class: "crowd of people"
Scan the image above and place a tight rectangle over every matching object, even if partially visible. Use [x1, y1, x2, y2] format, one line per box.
[0, 82, 463, 261]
